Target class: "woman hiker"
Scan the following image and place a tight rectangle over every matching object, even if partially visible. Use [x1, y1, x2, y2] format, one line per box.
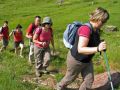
[33, 17, 55, 77]
[57, 7, 109, 90]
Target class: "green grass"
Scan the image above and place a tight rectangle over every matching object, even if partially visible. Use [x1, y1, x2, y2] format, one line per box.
[0, 0, 120, 90]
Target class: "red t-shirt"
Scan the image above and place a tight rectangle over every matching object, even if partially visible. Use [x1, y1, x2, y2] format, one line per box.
[78, 25, 91, 38]
[1, 26, 9, 40]
[34, 27, 53, 48]
[26, 23, 38, 37]
[13, 30, 23, 42]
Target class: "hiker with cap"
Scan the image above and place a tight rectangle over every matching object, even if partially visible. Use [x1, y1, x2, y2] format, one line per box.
[0, 21, 9, 52]
[57, 7, 109, 90]
[9, 24, 24, 58]
[33, 17, 55, 77]
[26, 16, 41, 64]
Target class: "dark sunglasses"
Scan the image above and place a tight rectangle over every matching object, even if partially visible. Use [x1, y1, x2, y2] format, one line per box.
[45, 23, 52, 25]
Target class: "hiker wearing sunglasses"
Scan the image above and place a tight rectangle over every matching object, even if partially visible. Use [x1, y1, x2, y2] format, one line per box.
[0, 21, 9, 52]
[57, 7, 109, 90]
[33, 17, 55, 77]
[26, 16, 41, 64]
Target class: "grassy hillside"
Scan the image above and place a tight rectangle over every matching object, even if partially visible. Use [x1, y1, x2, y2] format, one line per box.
[0, 0, 120, 90]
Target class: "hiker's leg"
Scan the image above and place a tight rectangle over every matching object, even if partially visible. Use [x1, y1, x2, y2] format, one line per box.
[0, 38, 8, 51]
[79, 61, 94, 90]
[19, 42, 24, 57]
[15, 47, 19, 55]
[43, 47, 51, 69]
[14, 42, 19, 55]
[29, 42, 34, 63]
[34, 45, 44, 77]
[58, 51, 81, 89]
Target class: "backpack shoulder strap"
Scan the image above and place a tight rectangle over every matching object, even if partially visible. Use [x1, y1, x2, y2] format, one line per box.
[84, 22, 93, 35]
[35, 26, 42, 36]
[32, 23, 35, 29]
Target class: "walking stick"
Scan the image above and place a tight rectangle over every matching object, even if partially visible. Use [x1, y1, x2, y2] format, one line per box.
[103, 50, 114, 90]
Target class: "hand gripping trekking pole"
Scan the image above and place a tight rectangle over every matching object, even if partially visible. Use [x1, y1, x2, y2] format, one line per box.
[103, 50, 114, 90]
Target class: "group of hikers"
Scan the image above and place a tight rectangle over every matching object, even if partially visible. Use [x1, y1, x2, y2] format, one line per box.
[0, 7, 110, 90]
[0, 16, 55, 76]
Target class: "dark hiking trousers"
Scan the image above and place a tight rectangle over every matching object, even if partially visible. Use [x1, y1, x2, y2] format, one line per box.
[59, 51, 94, 90]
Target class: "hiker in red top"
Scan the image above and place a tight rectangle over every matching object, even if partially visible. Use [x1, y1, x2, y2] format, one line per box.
[9, 24, 24, 58]
[57, 7, 109, 90]
[0, 21, 9, 52]
[26, 16, 41, 64]
[33, 17, 55, 77]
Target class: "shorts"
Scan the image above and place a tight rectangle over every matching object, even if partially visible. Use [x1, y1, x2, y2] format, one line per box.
[2, 38, 9, 47]
[14, 41, 24, 48]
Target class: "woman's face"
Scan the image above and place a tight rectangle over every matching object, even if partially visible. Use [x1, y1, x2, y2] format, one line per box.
[95, 21, 105, 29]
[44, 23, 51, 29]
[17, 28, 21, 31]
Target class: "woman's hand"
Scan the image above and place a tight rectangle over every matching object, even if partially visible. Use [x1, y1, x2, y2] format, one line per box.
[42, 42, 47, 46]
[98, 41, 107, 52]
[39, 41, 48, 47]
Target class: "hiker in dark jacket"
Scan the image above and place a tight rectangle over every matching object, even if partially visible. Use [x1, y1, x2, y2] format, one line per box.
[26, 16, 41, 64]
[57, 7, 109, 90]
[0, 21, 9, 52]
[33, 17, 55, 77]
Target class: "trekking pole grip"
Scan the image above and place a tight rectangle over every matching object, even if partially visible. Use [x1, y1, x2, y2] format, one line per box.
[100, 39, 106, 52]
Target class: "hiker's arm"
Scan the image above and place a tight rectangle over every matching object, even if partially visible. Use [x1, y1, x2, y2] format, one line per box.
[51, 38, 55, 49]
[26, 33, 32, 39]
[0, 29, 3, 36]
[78, 36, 106, 55]
[51, 33, 55, 50]
[33, 33, 46, 45]
[33, 33, 40, 44]
[26, 24, 33, 39]
[0, 34, 3, 37]
[9, 31, 13, 37]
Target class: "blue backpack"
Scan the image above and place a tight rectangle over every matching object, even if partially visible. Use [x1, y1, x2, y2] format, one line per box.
[63, 21, 92, 49]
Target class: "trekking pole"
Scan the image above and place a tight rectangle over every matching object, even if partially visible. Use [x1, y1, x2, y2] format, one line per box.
[103, 50, 114, 90]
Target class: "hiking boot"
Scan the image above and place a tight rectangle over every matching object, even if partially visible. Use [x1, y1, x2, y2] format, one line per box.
[41, 68, 50, 74]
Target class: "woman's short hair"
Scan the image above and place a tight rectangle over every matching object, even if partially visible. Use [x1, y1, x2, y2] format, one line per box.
[90, 7, 109, 23]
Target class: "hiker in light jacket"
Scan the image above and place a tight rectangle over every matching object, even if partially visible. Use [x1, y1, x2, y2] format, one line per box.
[57, 7, 109, 90]
[33, 17, 55, 77]
[26, 16, 41, 64]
